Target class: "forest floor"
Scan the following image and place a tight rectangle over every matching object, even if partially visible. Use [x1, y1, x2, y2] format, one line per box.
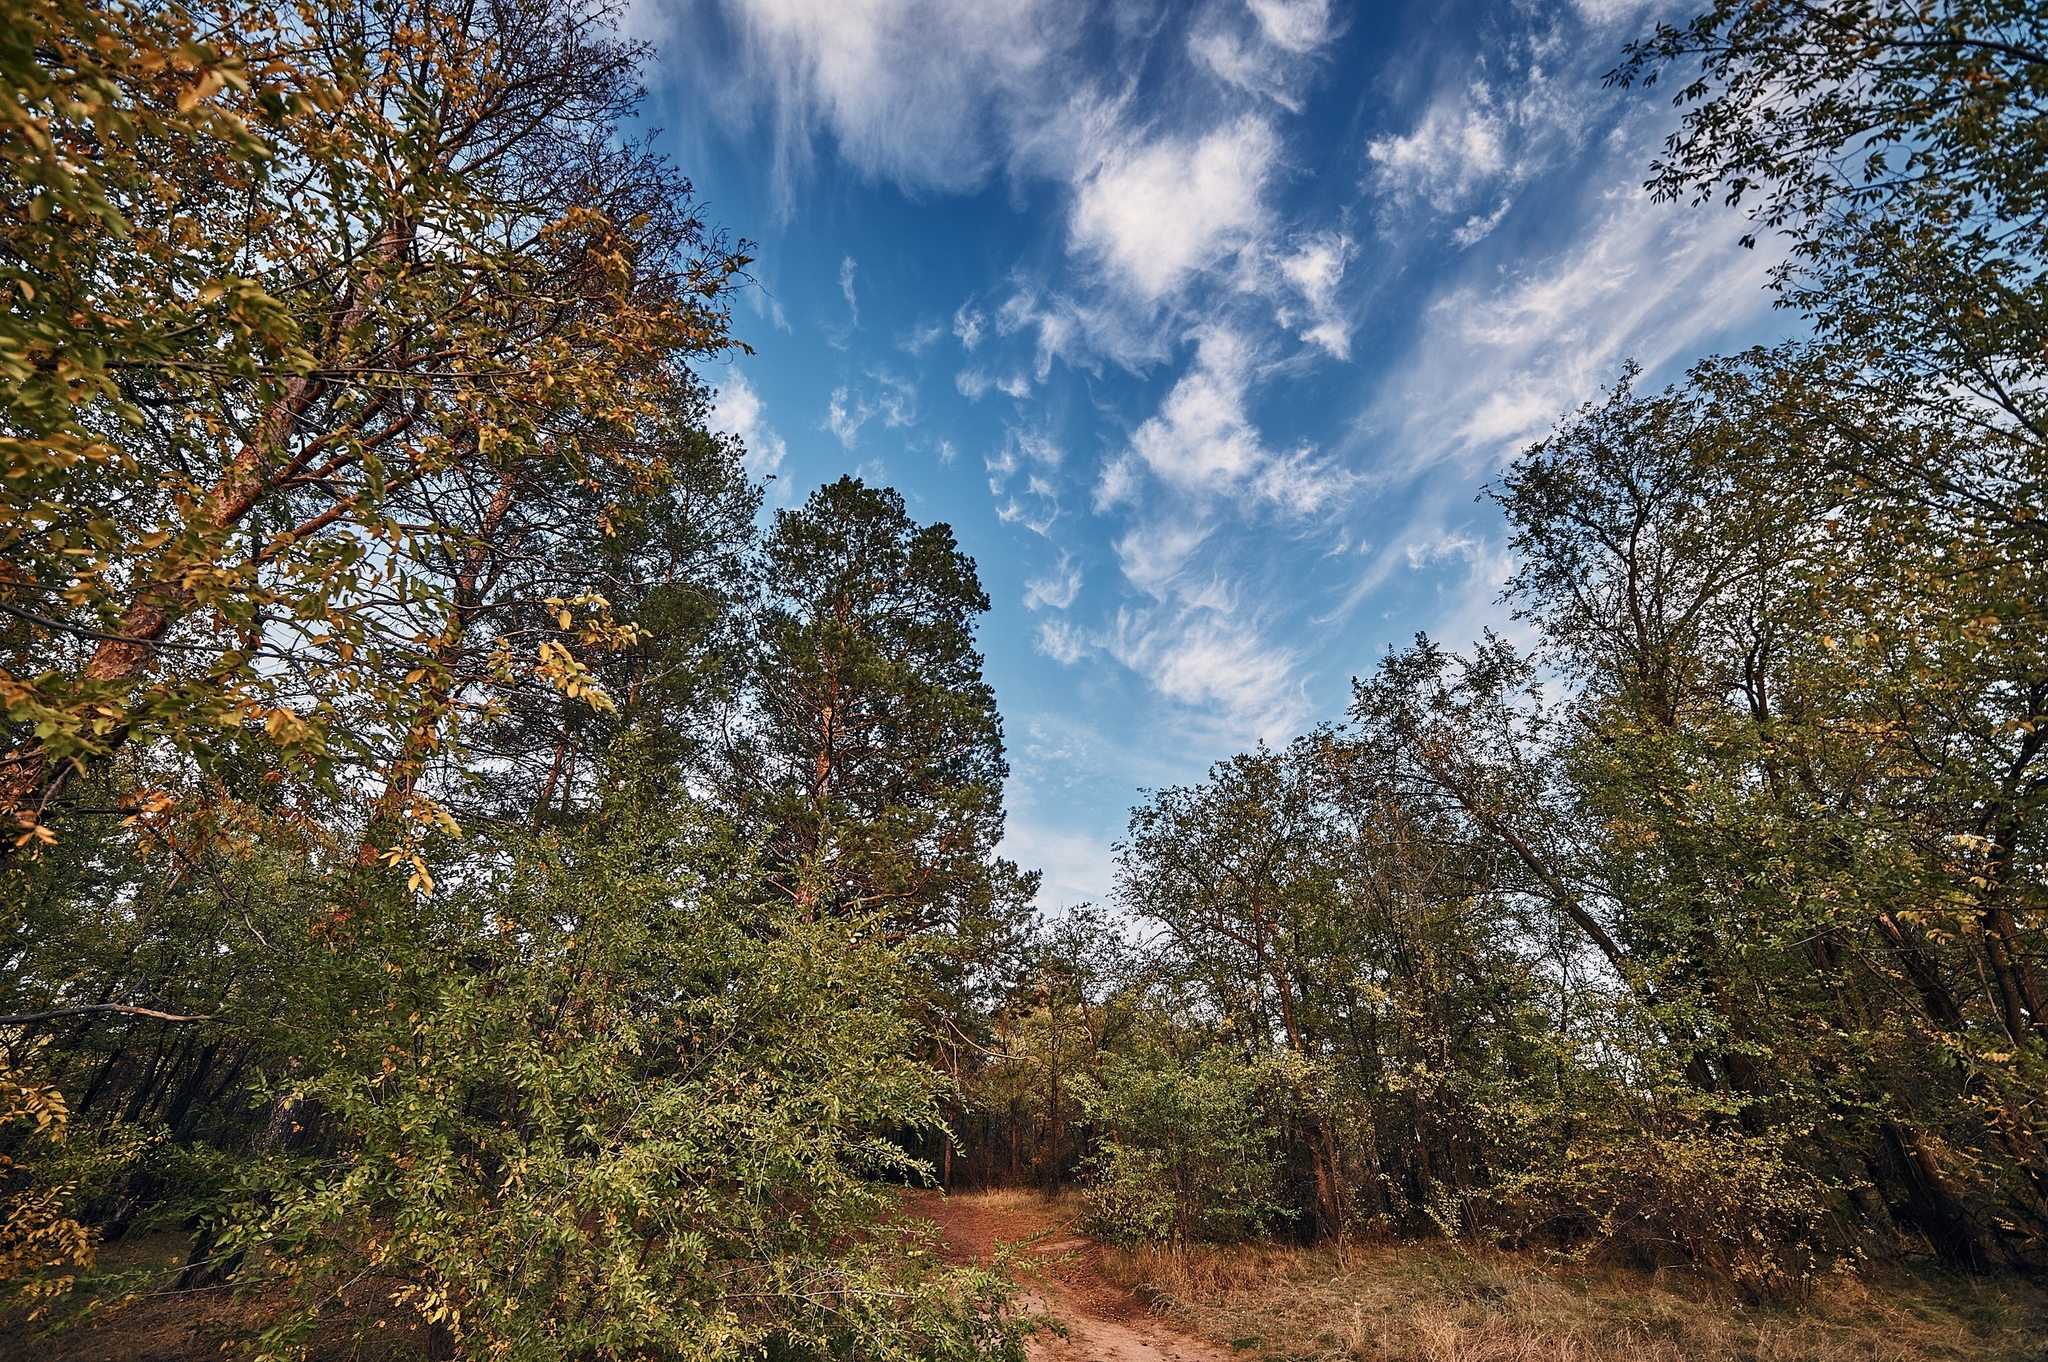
[0, 1228, 265, 1362]
[6, 1195, 2043, 1361]
[913, 1189, 2048, 1362]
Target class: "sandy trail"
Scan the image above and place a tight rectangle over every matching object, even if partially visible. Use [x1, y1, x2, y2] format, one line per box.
[909, 1191, 1233, 1362]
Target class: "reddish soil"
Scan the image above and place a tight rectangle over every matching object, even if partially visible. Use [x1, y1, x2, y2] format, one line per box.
[908, 1191, 1233, 1362]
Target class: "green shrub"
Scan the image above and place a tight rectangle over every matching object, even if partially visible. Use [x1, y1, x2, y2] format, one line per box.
[1074, 1050, 1289, 1248]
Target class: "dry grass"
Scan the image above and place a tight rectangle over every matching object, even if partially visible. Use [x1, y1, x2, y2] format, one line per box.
[950, 1185, 1081, 1212]
[1104, 1241, 2048, 1362]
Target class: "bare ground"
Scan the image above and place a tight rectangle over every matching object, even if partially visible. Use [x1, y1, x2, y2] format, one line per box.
[908, 1188, 1235, 1362]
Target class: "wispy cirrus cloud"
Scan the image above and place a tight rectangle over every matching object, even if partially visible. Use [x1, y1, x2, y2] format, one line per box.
[1272, 230, 1354, 357]
[1104, 601, 1311, 742]
[1316, 137, 1782, 642]
[664, 0, 1088, 201]
[1027, 586, 1313, 743]
[838, 256, 861, 324]
[1023, 552, 1084, 611]
[986, 423, 1064, 536]
[1368, 88, 1511, 214]
[1367, 184, 1781, 487]
[1363, 24, 1596, 250]
[953, 302, 986, 350]
[1249, 0, 1337, 52]
[824, 368, 918, 449]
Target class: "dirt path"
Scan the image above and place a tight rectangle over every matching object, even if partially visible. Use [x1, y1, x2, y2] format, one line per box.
[909, 1191, 1234, 1362]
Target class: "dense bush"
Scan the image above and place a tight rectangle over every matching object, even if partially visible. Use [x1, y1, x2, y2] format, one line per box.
[1074, 1050, 1291, 1248]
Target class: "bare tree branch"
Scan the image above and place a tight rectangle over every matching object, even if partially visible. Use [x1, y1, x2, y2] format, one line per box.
[0, 1004, 216, 1026]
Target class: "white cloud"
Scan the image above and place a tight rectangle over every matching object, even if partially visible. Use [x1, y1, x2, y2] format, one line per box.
[1364, 57, 1591, 243]
[838, 255, 860, 325]
[1119, 333, 1266, 489]
[1378, 188, 1778, 477]
[899, 318, 944, 353]
[1569, 0, 1669, 27]
[953, 302, 985, 350]
[1025, 572, 1311, 740]
[986, 425, 1062, 489]
[1248, 0, 1334, 53]
[874, 369, 918, 427]
[707, 368, 787, 477]
[1070, 119, 1280, 302]
[825, 370, 919, 449]
[1106, 604, 1310, 741]
[1024, 552, 1083, 611]
[1368, 86, 1509, 214]
[1453, 198, 1514, 247]
[1190, 0, 1335, 110]
[1079, 313, 1363, 742]
[684, 0, 1086, 200]
[1273, 231, 1353, 357]
[826, 386, 865, 447]
[744, 286, 793, 334]
[957, 365, 1032, 404]
[1111, 517, 1214, 599]
[679, 0, 1340, 321]
[995, 283, 1112, 378]
[1404, 528, 1484, 571]
[1318, 160, 1782, 636]
[987, 425, 1063, 534]
[1036, 617, 1091, 664]
[1101, 327, 1350, 514]
[997, 483, 1061, 534]
[1192, 29, 1294, 108]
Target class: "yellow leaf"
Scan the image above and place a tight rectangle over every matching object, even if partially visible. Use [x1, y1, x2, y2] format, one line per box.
[176, 68, 227, 112]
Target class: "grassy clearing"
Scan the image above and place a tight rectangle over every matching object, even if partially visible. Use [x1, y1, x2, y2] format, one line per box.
[1104, 1241, 2048, 1362]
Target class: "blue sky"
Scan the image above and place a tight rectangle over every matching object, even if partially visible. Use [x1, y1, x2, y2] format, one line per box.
[628, 0, 1795, 907]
